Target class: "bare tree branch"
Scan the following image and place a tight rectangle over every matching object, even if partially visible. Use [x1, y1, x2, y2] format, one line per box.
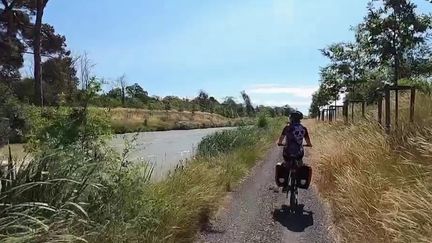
[117, 74, 128, 106]
[76, 52, 95, 90]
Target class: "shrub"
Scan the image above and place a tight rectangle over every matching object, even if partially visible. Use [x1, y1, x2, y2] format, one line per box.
[0, 84, 32, 143]
[197, 127, 260, 157]
[257, 115, 269, 128]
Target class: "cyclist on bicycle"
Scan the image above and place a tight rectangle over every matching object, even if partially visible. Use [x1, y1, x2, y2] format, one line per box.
[277, 111, 312, 169]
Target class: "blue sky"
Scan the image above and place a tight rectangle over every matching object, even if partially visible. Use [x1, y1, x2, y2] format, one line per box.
[43, 0, 431, 113]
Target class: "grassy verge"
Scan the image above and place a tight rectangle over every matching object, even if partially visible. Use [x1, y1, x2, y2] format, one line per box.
[311, 93, 432, 242]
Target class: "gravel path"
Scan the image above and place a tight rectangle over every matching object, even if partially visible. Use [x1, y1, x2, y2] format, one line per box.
[198, 146, 332, 243]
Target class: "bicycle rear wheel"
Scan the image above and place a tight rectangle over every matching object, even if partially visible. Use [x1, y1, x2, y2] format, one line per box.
[289, 171, 298, 207]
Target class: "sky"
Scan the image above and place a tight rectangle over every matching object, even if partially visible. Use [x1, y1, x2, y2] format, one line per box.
[43, 0, 432, 113]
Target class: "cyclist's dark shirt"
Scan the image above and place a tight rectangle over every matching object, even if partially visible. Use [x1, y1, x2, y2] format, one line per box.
[281, 123, 309, 159]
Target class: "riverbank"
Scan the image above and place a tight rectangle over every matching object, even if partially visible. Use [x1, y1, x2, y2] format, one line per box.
[8, 106, 253, 138]
[108, 108, 253, 133]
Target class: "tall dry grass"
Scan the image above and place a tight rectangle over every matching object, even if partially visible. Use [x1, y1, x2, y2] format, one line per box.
[312, 93, 432, 243]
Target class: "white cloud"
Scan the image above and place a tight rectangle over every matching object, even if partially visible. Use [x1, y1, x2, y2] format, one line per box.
[255, 99, 310, 107]
[246, 84, 318, 98]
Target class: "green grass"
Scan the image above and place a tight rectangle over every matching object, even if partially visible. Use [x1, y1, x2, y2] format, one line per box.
[197, 126, 261, 157]
[312, 93, 432, 242]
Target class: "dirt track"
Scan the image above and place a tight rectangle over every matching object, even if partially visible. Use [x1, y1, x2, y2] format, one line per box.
[198, 146, 332, 243]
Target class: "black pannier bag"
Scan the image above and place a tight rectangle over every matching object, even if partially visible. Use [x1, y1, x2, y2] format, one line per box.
[275, 162, 288, 187]
[296, 165, 312, 189]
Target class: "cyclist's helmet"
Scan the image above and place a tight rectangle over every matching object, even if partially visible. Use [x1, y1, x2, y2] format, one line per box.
[289, 111, 303, 123]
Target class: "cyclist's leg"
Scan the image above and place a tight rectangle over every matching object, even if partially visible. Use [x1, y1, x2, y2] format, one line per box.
[283, 153, 293, 171]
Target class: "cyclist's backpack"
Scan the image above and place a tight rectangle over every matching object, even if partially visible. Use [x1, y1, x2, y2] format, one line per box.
[296, 165, 312, 189]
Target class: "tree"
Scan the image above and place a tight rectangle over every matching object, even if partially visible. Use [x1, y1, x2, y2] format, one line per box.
[116, 74, 127, 106]
[163, 100, 171, 112]
[258, 106, 276, 117]
[358, 0, 431, 121]
[321, 42, 369, 95]
[0, 0, 30, 84]
[162, 96, 183, 111]
[1, 0, 72, 105]
[106, 87, 122, 99]
[126, 83, 149, 102]
[41, 56, 79, 105]
[33, 0, 49, 105]
[316, 65, 345, 110]
[194, 90, 209, 112]
[241, 90, 255, 116]
[208, 96, 219, 114]
[11, 77, 33, 102]
[77, 52, 94, 90]
[222, 96, 238, 118]
[283, 105, 296, 116]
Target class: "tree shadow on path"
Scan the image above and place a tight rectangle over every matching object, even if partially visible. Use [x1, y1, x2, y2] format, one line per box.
[272, 204, 314, 232]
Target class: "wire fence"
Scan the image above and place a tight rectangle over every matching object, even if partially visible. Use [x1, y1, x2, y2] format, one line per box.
[317, 85, 416, 133]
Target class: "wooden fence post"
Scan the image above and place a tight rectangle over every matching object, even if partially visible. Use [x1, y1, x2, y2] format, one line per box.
[321, 110, 325, 121]
[343, 101, 348, 123]
[378, 98, 382, 126]
[385, 86, 391, 132]
[334, 105, 337, 119]
[361, 102, 365, 118]
[351, 103, 354, 122]
[410, 88, 416, 122]
[395, 89, 399, 127]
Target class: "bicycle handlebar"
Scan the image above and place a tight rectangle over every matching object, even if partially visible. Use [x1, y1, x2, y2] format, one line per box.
[277, 143, 312, 147]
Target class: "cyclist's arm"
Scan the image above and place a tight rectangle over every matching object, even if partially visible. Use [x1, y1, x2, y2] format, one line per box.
[277, 125, 289, 145]
[277, 135, 285, 145]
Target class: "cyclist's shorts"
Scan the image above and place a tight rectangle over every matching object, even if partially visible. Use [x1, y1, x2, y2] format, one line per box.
[283, 154, 304, 165]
